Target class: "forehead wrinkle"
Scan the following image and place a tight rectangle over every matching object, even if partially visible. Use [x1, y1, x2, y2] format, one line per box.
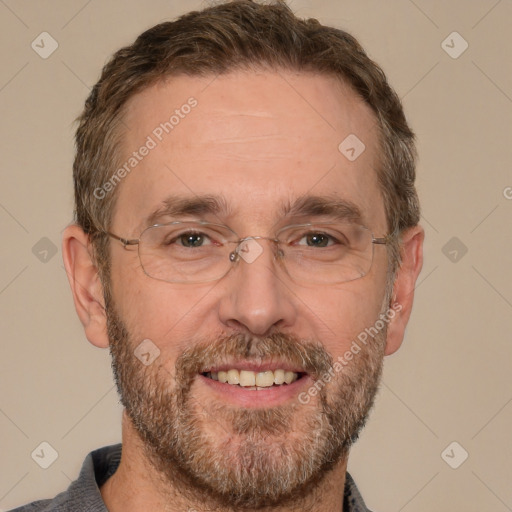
[212, 111, 277, 118]
[211, 134, 287, 144]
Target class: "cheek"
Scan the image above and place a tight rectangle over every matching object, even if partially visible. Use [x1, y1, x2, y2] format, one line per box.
[111, 267, 219, 350]
[296, 284, 386, 358]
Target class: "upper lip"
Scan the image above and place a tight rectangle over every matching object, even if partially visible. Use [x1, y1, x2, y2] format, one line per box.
[201, 360, 306, 374]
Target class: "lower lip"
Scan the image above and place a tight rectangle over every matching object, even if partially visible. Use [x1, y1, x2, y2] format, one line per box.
[198, 374, 312, 408]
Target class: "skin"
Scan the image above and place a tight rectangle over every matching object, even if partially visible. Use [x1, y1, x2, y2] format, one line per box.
[62, 69, 424, 512]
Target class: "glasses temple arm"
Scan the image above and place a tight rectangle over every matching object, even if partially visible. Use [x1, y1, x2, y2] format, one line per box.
[105, 231, 140, 248]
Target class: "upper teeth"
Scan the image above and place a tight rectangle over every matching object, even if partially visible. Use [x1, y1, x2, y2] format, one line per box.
[206, 369, 299, 387]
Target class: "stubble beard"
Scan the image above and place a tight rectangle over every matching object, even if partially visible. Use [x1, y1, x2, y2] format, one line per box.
[106, 301, 386, 510]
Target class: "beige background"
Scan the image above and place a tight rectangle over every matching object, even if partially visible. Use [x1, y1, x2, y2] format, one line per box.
[1, 0, 511, 510]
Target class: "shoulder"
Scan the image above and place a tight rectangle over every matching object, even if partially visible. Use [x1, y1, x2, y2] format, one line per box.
[8, 498, 62, 511]
[8, 501, 52, 511]
[7, 444, 122, 512]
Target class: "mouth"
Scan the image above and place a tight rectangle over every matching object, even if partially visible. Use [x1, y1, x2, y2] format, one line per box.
[198, 363, 311, 408]
[202, 368, 303, 390]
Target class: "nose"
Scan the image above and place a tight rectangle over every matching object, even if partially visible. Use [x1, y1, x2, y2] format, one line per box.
[217, 237, 297, 336]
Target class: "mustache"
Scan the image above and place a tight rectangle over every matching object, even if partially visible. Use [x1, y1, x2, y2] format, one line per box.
[175, 332, 333, 386]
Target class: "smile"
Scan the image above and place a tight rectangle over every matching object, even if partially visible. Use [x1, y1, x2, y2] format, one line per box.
[202, 369, 302, 389]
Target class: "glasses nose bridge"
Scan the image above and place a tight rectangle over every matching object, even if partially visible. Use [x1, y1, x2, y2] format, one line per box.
[240, 235, 280, 244]
[229, 235, 281, 263]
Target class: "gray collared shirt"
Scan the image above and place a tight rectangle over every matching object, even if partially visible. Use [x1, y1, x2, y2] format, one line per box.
[9, 444, 373, 511]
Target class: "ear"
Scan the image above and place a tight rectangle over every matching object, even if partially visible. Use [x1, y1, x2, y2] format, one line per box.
[384, 225, 424, 356]
[62, 224, 110, 348]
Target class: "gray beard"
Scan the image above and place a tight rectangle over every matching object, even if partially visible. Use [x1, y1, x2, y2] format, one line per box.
[106, 302, 386, 510]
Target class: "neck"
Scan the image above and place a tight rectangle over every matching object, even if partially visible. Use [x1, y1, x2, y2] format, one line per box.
[101, 411, 349, 512]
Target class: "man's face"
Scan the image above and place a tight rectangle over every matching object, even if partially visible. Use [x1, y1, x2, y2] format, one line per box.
[105, 70, 391, 507]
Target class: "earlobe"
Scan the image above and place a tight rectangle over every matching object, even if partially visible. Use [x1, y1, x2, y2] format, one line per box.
[62, 225, 110, 349]
[384, 225, 424, 356]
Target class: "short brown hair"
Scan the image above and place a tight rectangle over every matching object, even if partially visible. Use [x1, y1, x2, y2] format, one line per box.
[74, 0, 420, 283]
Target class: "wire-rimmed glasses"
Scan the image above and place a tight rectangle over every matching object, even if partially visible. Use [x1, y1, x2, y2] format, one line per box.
[106, 220, 389, 285]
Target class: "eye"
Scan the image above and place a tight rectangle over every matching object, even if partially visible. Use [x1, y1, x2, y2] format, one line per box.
[296, 232, 339, 248]
[171, 231, 213, 248]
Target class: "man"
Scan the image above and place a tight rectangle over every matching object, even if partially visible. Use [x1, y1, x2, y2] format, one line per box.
[12, 1, 423, 511]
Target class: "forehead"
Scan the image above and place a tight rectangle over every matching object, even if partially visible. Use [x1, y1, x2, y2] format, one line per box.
[113, 69, 386, 234]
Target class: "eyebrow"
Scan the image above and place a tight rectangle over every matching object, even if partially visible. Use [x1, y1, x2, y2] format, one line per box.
[142, 193, 365, 230]
[144, 194, 231, 228]
[277, 194, 364, 226]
